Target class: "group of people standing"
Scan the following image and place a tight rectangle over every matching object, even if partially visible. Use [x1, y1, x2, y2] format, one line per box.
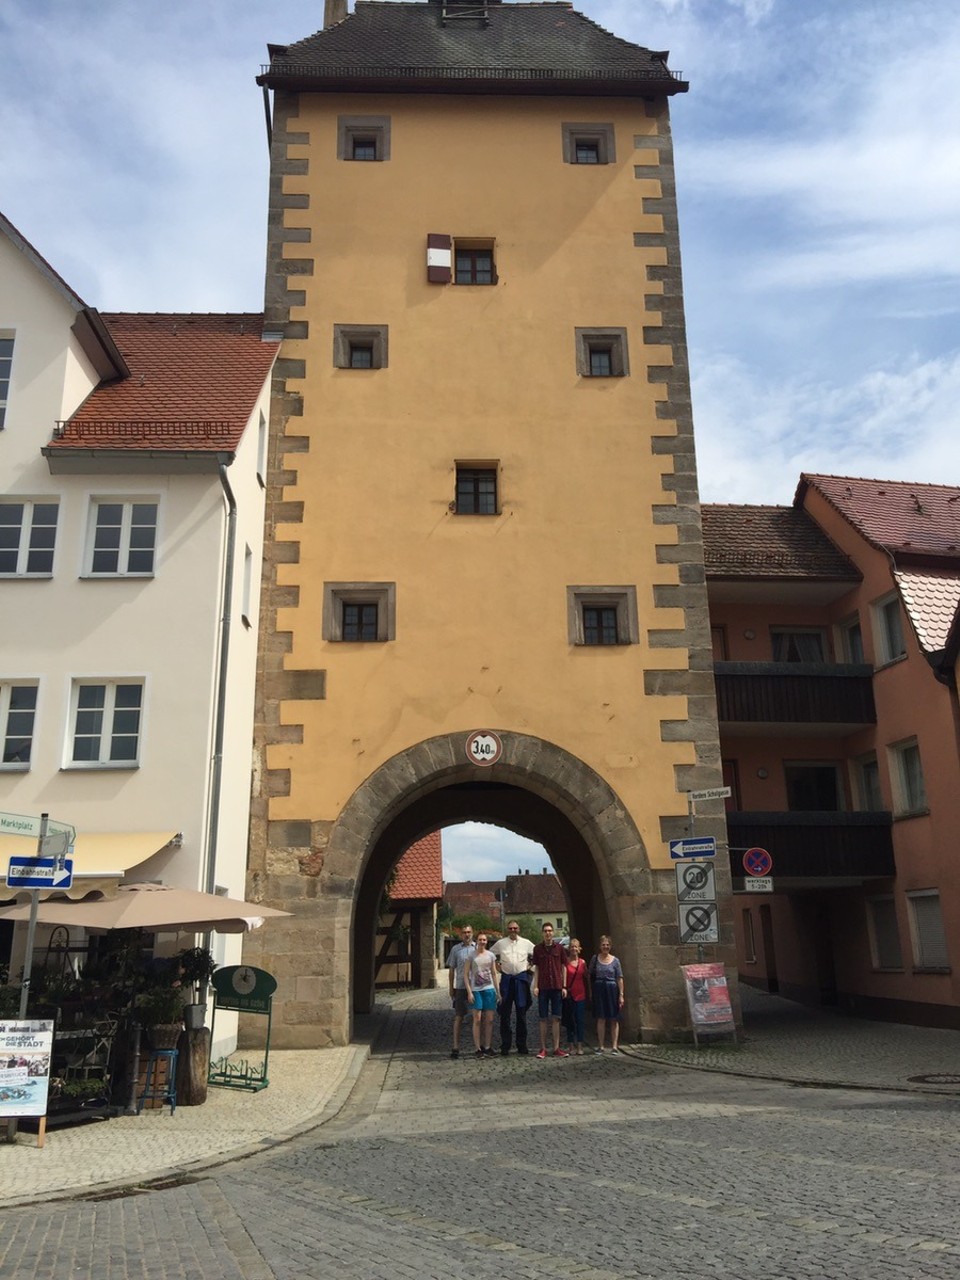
[447, 920, 625, 1059]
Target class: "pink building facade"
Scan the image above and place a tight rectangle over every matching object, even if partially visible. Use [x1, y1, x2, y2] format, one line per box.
[705, 475, 960, 1027]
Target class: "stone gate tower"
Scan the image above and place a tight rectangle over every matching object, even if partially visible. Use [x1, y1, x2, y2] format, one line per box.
[247, 0, 733, 1046]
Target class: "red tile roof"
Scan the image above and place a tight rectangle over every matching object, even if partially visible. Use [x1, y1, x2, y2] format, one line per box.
[391, 831, 443, 901]
[895, 570, 960, 654]
[702, 505, 859, 581]
[799, 475, 960, 562]
[48, 313, 278, 454]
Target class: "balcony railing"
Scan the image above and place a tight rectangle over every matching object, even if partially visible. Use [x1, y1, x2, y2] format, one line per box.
[715, 662, 875, 728]
[726, 810, 895, 880]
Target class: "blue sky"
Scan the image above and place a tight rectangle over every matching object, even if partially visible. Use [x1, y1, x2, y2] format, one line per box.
[3, 0, 958, 882]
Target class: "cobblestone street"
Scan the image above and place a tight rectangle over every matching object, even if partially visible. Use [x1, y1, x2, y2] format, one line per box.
[2, 991, 960, 1279]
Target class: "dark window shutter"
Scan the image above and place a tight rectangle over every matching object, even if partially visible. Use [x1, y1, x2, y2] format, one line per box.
[427, 233, 452, 284]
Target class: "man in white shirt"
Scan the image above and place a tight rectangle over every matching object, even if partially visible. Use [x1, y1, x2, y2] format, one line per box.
[491, 920, 535, 1055]
[447, 925, 476, 1059]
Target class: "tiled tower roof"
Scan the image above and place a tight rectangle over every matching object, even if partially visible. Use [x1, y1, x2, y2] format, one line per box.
[259, 2, 686, 96]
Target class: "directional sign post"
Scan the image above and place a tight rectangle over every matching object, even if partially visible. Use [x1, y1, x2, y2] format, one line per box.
[669, 836, 717, 861]
[6, 857, 74, 891]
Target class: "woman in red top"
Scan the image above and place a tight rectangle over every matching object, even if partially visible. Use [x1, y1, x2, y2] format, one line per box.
[562, 938, 590, 1055]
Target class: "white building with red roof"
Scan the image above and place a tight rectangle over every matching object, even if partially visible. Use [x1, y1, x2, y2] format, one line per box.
[0, 213, 279, 1043]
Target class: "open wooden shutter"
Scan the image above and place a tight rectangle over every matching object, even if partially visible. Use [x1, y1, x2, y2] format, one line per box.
[427, 233, 452, 283]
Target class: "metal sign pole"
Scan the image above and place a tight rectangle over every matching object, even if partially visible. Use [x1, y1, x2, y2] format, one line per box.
[5, 814, 47, 1143]
[687, 796, 705, 963]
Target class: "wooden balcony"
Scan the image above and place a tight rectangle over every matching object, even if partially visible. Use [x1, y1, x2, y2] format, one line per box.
[726, 810, 895, 882]
[715, 662, 875, 734]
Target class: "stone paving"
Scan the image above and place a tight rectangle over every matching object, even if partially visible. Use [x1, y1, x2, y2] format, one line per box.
[3, 989, 960, 1279]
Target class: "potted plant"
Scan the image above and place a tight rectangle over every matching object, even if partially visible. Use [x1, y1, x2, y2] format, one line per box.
[135, 984, 185, 1049]
[176, 946, 217, 1030]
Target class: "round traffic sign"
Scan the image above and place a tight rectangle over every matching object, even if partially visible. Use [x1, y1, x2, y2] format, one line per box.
[465, 730, 502, 767]
[743, 847, 773, 877]
[683, 864, 709, 892]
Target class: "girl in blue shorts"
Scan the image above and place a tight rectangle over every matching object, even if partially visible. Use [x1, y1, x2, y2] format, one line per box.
[465, 934, 500, 1058]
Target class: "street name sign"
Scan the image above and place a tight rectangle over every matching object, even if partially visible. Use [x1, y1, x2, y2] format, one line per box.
[0, 811, 76, 843]
[669, 836, 717, 860]
[676, 861, 716, 903]
[744, 877, 774, 894]
[678, 902, 720, 945]
[688, 787, 732, 803]
[6, 857, 74, 890]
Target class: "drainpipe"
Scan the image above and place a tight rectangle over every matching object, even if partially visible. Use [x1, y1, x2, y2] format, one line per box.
[203, 459, 237, 914]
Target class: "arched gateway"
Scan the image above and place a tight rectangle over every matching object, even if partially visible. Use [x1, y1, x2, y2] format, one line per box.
[247, 1, 736, 1049]
[244, 727, 734, 1048]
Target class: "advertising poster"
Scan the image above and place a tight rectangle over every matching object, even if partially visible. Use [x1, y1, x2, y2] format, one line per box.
[681, 963, 735, 1029]
[0, 1020, 55, 1118]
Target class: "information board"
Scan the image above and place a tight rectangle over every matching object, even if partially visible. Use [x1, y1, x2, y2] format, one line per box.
[0, 1020, 54, 1118]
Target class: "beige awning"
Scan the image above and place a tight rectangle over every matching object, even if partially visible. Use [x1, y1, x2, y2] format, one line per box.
[0, 831, 178, 900]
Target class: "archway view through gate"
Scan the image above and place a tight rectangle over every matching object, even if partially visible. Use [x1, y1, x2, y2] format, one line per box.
[242, 730, 734, 1049]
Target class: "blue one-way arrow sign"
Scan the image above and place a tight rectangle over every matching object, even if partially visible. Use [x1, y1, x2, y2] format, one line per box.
[6, 857, 74, 890]
[669, 836, 717, 860]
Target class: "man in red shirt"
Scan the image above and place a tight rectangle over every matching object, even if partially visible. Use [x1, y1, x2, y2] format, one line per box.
[532, 923, 569, 1058]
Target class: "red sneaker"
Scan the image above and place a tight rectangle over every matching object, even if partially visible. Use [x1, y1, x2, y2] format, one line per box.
[553, 1049, 569, 1058]
[536, 1049, 548, 1059]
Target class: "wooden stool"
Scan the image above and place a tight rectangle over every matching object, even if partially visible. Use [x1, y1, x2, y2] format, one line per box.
[137, 1049, 178, 1115]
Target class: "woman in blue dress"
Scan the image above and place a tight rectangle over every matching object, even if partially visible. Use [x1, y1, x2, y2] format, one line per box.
[589, 935, 624, 1053]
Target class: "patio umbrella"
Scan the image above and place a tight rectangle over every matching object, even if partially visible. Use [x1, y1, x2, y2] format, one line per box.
[0, 882, 290, 933]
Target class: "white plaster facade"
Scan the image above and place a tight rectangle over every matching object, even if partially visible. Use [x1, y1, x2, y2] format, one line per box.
[0, 217, 275, 1053]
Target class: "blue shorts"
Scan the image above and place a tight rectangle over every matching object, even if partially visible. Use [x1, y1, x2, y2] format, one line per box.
[473, 988, 497, 1012]
[538, 989, 562, 1019]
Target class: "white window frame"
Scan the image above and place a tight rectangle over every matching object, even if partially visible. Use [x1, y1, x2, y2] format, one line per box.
[0, 499, 59, 577]
[83, 498, 159, 578]
[873, 592, 906, 665]
[0, 330, 14, 429]
[888, 738, 927, 816]
[242, 544, 253, 629]
[67, 678, 145, 768]
[1, 680, 39, 770]
[866, 896, 902, 970]
[907, 890, 950, 971]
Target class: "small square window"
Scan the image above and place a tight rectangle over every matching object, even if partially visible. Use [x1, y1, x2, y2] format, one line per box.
[85, 500, 157, 577]
[334, 325, 388, 370]
[337, 115, 391, 161]
[455, 465, 498, 515]
[562, 122, 616, 165]
[567, 586, 639, 646]
[323, 582, 396, 643]
[454, 242, 497, 286]
[575, 328, 629, 378]
[1, 681, 38, 768]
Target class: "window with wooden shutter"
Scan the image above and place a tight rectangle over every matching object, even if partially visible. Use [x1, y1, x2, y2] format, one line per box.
[427, 234, 452, 283]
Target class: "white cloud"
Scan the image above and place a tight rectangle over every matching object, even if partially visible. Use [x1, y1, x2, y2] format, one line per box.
[694, 351, 960, 505]
[441, 823, 551, 885]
